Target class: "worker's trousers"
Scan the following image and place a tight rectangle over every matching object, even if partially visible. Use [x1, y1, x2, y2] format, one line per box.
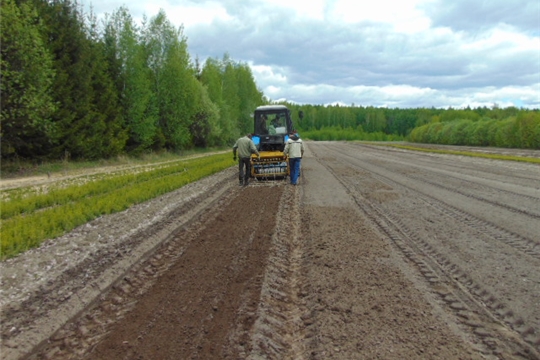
[238, 157, 251, 185]
[289, 157, 301, 185]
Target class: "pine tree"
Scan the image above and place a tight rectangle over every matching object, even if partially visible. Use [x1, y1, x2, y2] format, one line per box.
[31, 0, 107, 159]
[85, 7, 128, 157]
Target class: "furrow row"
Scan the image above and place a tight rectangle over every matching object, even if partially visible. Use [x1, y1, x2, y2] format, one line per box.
[407, 172, 540, 221]
[24, 179, 238, 360]
[312, 147, 540, 359]
[332, 145, 540, 259]
[247, 185, 312, 360]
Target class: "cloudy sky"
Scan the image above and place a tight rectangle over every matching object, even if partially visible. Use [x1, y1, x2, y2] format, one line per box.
[84, 0, 539, 109]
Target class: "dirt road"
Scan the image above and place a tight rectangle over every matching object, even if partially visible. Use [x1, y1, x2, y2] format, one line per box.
[1, 142, 539, 359]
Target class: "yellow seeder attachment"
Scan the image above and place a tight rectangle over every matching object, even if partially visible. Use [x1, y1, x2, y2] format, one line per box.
[251, 151, 289, 179]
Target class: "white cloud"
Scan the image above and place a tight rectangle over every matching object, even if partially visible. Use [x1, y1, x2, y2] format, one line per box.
[331, 0, 433, 33]
[132, 1, 233, 28]
[263, 0, 326, 20]
[257, 75, 539, 109]
[161, 2, 232, 27]
[467, 84, 540, 106]
[83, 0, 232, 28]
[79, 0, 540, 109]
[461, 24, 540, 52]
[250, 63, 289, 85]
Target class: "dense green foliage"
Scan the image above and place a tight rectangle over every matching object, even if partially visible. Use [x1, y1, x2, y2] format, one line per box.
[286, 103, 539, 149]
[409, 111, 540, 148]
[301, 127, 403, 142]
[1, 0, 264, 160]
[0, 153, 233, 259]
[1, 0, 57, 157]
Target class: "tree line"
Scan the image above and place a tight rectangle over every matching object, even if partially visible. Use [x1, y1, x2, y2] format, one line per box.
[2, 0, 538, 162]
[288, 104, 539, 149]
[1, 0, 264, 160]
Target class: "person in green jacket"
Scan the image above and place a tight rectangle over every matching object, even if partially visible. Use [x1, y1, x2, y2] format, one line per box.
[233, 133, 260, 186]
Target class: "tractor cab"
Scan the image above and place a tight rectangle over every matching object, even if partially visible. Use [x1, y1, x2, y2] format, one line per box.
[252, 105, 294, 152]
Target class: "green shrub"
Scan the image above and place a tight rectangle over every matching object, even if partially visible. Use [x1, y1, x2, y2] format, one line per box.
[515, 112, 540, 149]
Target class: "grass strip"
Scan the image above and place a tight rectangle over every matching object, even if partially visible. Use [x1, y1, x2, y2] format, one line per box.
[1, 153, 233, 259]
[2, 156, 223, 219]
[362, 143, 540, 164]
[1, 149, 223, 179]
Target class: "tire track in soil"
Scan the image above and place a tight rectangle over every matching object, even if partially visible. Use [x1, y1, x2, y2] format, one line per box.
[297, 147, 485, 359]
[247, 184, 310, 359]
[330, 145, 540, 354]
[327, 144, 540, 259]
[351, 143, 540, 184]
[312, 144, 540, 359]
[404, 171, 540, 221]
[29, 185, 287, 359]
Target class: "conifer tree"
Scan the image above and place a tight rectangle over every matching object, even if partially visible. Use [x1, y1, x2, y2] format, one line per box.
[85, 7, 128, 157]
[29, 0, 112, 159]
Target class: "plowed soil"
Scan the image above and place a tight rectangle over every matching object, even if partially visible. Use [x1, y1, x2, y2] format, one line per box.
[1, 142, 539, 360]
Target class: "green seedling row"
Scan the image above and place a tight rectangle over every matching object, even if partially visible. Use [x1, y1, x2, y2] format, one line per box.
[2, 155, 227, 220]
[1, 154, 233, 259]
[1, 162, 181, 202]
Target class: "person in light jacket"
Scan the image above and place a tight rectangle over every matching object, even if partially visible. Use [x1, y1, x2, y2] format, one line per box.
[283, 132, 304, 185]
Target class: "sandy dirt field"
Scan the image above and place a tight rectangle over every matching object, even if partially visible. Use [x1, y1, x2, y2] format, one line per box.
[1, 142, 539, 359]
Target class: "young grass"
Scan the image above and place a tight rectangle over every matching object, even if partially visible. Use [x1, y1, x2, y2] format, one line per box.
[0, 148, 224, 179]
[1, 153, 233, 259]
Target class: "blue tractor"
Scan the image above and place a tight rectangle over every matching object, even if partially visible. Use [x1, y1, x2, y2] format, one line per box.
[250, 105, 296, 179]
